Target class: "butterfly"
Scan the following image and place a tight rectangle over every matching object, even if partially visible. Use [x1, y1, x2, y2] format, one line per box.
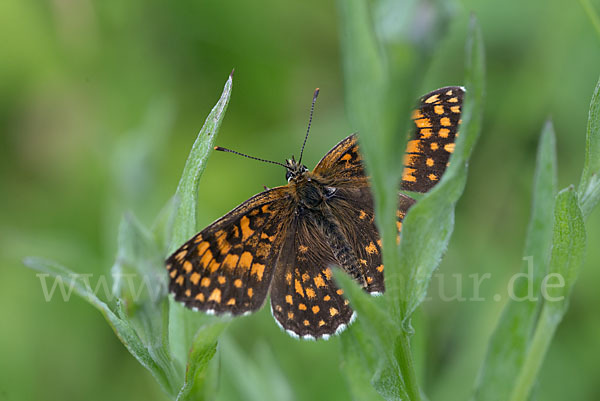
[166, 86, 464, 340]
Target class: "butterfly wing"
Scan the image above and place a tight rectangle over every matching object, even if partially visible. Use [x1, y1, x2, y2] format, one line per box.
[166, 187, 294, 315]
[269, 213, 355, 339]
[269, 187, 415, 339]
[326, 187, 416, 294]
[401, 86, 465, 192]
[312, 134, 367, 188]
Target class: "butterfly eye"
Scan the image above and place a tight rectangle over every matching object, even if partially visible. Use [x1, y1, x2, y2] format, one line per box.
[324, 186, 337, 198]
[286, 171, 293, 182]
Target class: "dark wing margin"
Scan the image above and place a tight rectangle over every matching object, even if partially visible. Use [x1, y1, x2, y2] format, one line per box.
[270, 214, 355, 340]
[401, 86, 465, 193]
[166, 187, 293, 315]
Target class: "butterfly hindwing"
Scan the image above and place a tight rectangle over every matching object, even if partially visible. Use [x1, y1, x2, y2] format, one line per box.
[401, 86, 464, 192]
[270, 214, 355, 339]
[166, 187, 293, 315]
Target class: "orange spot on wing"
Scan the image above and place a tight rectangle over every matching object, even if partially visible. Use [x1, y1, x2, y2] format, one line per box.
[208, 288, 221, 303]
[323, 268, 332, 280]
[366, 241, 378, 254]
[298, 303, 307, 310]
[195, 293, 205, 302]
[190, 272, 201, 285]
[313, 275, 325, 288]
[286, 295, 293, 304]
[302, 272, 310, 282]
[319, 320, 325, 327]
[303, 320, 310, 326]
[426, 157, 434, 167]
[200, 249, 213, 269]
[406, 140, 422, 153]
[415, 118, 432, 128]
[176, 275, 184, 286]
[411, 109, 424, 119]
[196, 241, 210, 256]
[439, 128, 450, 138]
[403, 154, 419, 167]
[448, 97, 458, 103]
[239, 251, 253, 270]
[323, 295, 331, 301]
[223, 254, 239, 270]
[359, 210, 367, 219]
[430, 142, 439, 151]
[451, 105, 461, 113]
[208, 260, 220, 273]
[183, 261, 193, 273]
[185, 289, 191, 297]
[201, 277, 211, 287]
[169, 269, 177, 278]
[247, 288, 253, 298]
[285, 272, 292, 285]
[329, 307, 339, 317]
[295, 279, 305, 297]
[434, 105, 444, 115]
[240, 216, 255, 241]
[218, 276, 226, 284]
[377, 264, 384, 272]
[312, 305, 320, 314]
[251, 263, 265, 281]
[402, 167, 417, 182]
[428, 173, 438, 181]
[226, 298, 236, 305]
[444, 143, 455, 153]
[287, 311, 294, 319]
[420, 128, 433, 138]
[305, 288, 316, 299]
[234, 279, 242, 288]
[440, 117, 451, 126]
[175, 250, 187, 261]
[425, 94, 440, 104]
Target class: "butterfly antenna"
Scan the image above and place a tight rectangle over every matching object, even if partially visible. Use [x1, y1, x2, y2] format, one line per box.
[298, 88, 319, 165]
[214, 146, 288, 168]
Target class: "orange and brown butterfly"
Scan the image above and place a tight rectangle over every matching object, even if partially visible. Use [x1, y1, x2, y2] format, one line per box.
[166, 86, 464, 340]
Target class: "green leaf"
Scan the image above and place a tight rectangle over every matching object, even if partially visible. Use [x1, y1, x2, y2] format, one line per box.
[218, 336, 295, 401]
[578, 75, 600, 218]
[168, 73, 234, 377]
[176, 322, 228, 401]
[170, 72, 233, 254]
[23, 257, 180, 396]
[473, 121, 557, 401]
[508, 187, 586, 401]
[340, 328, 386, 401]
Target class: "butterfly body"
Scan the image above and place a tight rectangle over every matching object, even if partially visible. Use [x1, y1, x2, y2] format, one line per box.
[166, 86, 464, 339]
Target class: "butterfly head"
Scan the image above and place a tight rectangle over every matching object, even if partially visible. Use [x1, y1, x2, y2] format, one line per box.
[284, 156, 308, 182]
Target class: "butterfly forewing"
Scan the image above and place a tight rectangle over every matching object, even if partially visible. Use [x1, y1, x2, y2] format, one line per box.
[313, 134, 367, 188]
[401, 86, 464, 192]
[166, 188, 293, 314]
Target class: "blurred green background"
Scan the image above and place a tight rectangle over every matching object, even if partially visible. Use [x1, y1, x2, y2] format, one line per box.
[1, 0, 599, 400]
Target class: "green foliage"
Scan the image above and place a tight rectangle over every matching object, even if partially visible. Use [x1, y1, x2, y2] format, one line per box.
[336, 0, 485, 398]
[24, 75, 233, 400]
[10, 1, 600, 401]
[474, 79, 600, 401]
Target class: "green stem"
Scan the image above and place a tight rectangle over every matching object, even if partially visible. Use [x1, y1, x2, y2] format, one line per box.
[396, 330, 421, 401]
[508, 307, 558, 401]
